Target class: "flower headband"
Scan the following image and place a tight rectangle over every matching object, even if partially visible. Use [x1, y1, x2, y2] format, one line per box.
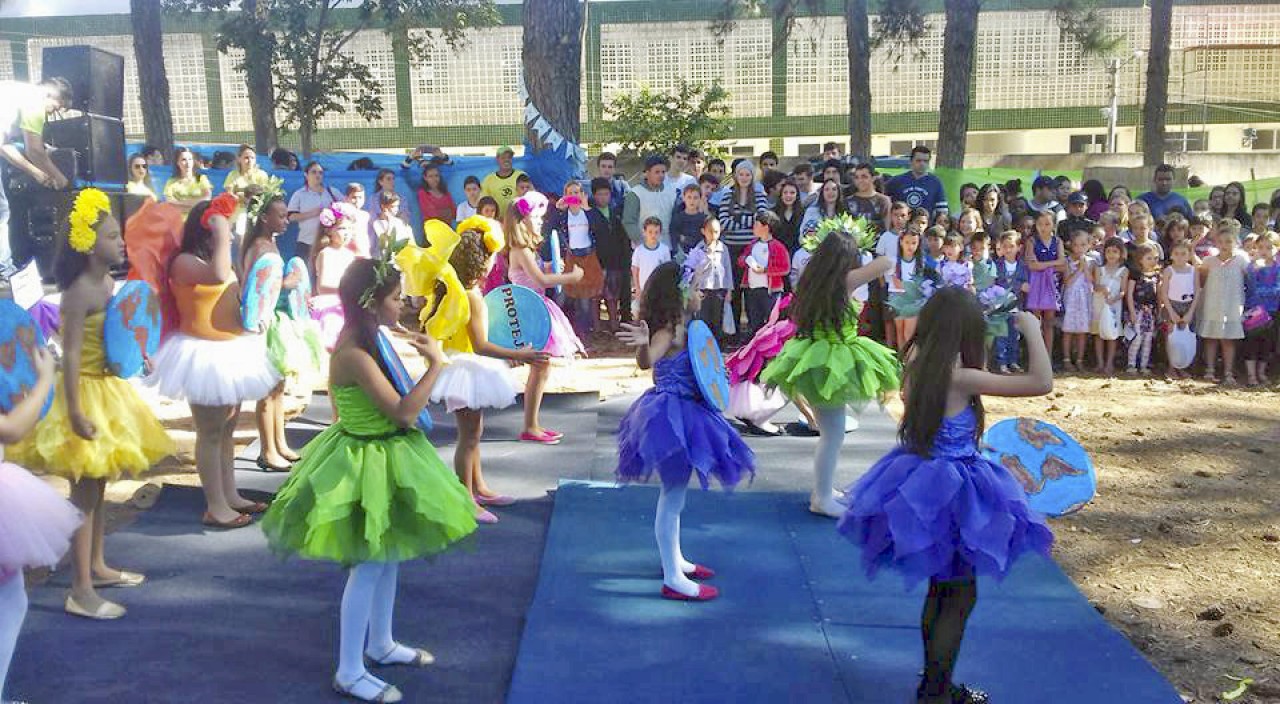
[455, 215, 505, 255]
[68, 188, 112, 254]
[356, 235, 400, 311]
[801, 213, 876, 254]
[201, 192, 239, 230]
[319, 202, 356, 229]
[244, 175, 285, 224]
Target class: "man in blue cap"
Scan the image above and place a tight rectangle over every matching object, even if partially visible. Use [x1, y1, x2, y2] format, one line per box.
[1025, 175, 1065, 223]
[1057, 191, 1097, 240]
[1138, 163, 1192, 218]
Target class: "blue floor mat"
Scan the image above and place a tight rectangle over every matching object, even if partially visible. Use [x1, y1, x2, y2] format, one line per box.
[507, 482, 1182, 704]
[9, 485, 552, 704]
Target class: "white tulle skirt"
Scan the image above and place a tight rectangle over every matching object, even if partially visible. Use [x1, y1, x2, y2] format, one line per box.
[0, 462, 82, 574]
[728, 380, 788, 425]
[146, 333, 282, 406]
[429, 354, 519, 413]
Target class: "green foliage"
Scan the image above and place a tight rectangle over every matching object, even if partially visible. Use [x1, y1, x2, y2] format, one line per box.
[710, 0, 823, 49]
[164, 0, 499, 153]
[1053, 0, 1125, 59]
[604, 81, 733, 157]
[873, 0, 929, 68]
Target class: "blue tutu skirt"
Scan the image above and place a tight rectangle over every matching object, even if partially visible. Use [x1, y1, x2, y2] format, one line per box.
[616, 349, 754, 490]
[838, 409, 1053, 586]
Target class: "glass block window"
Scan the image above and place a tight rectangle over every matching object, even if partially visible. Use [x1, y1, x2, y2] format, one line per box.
[599, 19, 771, 118]
[220, 30, 398, 132]
[408, 26, 524, 127]
[869, 13, 945, 113]
[0, 42, 13, 82]
[28, 34, 210, 135]
[785, 17, 849, 117]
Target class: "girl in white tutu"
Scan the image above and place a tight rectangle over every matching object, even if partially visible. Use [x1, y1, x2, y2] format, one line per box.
[397, 217, 548, 524]
[148, 196, 282, 529]
[1, 346, 81, 703]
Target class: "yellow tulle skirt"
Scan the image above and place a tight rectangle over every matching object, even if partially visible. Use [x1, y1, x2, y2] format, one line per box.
[9, 374, 175, 481]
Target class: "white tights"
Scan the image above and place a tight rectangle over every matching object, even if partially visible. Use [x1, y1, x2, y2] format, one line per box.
[655, 482, 698, 596]
[0, 572, 27, 702]
[337, 562, 414, 691]
[811, 406, 848, 517]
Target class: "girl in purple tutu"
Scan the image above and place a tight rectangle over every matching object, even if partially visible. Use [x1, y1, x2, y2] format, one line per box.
[1024, 210, 1065, 359]
[1, 346, 82, 703]
[616, 262, 755, 602]
[838, 288, 1055, 704]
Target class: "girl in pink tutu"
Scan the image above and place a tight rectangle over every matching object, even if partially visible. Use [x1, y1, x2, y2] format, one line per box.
[724, 294, 816, 435]
[505, 199, 586, 444]
[1, 345, 81, 702]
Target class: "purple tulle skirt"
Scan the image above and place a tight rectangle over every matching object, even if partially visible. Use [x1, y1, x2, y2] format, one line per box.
[837, 447, 1054, 586]
[0, 462, 82, 574]
[617, 350, 754, 490]
[1025, 269, 1060, 312]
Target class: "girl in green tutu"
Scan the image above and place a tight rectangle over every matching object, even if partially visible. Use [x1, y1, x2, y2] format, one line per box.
[760, 227, 900, 517]
[261, 258, 478, 704]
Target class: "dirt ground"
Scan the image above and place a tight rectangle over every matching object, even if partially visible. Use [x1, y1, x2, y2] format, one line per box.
[33, 331, 1280, 703]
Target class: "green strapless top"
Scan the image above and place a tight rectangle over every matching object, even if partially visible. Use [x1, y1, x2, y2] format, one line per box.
[809, 301, 863, 345]
[331, 385, 401, 437]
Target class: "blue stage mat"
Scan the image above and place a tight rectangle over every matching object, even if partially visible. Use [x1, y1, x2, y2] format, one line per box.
[506, 482, 1183, 704]
[9, 484, 553, 704]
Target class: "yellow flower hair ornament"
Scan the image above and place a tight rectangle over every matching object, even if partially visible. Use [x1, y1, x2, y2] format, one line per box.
[395, 220, 469, 341]
[456, 215, 505, 254]
[68, 188, 112, 254]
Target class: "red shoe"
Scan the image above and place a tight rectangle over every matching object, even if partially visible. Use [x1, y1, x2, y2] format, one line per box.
[661, 584, 719, 601]
[542, 428, 564, 440]
[684, 564, 715, 580]
[519, 430, 561, 445]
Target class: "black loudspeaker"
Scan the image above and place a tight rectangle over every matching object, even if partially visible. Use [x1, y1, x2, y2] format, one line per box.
[41, 45, 125, 119]
[2, 147, 77, 196]
[9, 188, 135, 280]
[44, 115, 127, 184]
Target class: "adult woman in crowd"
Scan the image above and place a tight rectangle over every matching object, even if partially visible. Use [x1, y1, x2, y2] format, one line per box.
[223, 145, 272, 237]
[162, 147, 212, 216]
[772, 178, 804, 254]
[977, 183, 1010, 234]
[1221, 182, 1251, 229]
[801, 179, 851, 236]
[717, 159, 770, 330]
[416, 162, 456, 226]
[126, 153, 156, 201]
[287, 161, 343, 264]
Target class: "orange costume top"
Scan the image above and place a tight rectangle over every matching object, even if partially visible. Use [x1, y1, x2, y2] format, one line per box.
[171, 280, 243, 341]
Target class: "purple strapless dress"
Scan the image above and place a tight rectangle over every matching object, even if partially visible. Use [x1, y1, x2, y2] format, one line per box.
[838, 405, 1054, 586]
[616, 349, 755, 490]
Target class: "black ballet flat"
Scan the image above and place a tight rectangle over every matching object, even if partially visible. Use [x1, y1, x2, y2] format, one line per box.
[256, 456, 292, 473]
[783, 422, 819, 437]
[916, 683, 990, 704]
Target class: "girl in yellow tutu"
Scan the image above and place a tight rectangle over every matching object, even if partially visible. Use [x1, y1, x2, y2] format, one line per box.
[10, 189, 175, 620]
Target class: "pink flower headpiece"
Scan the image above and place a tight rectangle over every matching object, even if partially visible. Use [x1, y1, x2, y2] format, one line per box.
[319, 202, 356, 228]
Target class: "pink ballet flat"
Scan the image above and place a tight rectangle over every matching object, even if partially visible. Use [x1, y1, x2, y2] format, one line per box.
[475, 508, 499, 524]
[661, 584, 719, 601]
[685, 564, 716, 580]
[519, 430, 561, 445]
[542, 429, 564, 440]
[475, 493, 516, 507]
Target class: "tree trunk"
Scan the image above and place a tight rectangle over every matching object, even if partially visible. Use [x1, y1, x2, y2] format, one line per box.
[935, 0, 980, 169]
[130, 0, 174, 155]
[1142, 0, 1173, 166]
[241, 0, 279, 154]
[299, 119, 314, 160]
[845, 0, 872, 161]
[521, 0, 583, 149]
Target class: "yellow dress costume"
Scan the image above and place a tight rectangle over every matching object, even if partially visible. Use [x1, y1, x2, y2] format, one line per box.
[396, 219, 517, 413]
[10, 312, 174, 480]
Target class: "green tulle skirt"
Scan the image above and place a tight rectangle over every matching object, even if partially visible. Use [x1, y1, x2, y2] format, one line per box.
[260, 426, 478, 565]
[266, 312, 324, 379]
[760, 333, 901, 409]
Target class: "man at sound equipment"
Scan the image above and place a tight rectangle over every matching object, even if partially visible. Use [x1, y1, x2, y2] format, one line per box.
[0, 77, 74, 277]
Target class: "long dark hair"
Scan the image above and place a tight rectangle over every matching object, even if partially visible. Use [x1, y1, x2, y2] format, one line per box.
[791, 230, 860, 337]
[638, 261, 683, 335]
[420, 163, 448, 196]
[178, 200, 217, 262]
[338, 258, 401, 384]
[899, 287, 987, 456]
